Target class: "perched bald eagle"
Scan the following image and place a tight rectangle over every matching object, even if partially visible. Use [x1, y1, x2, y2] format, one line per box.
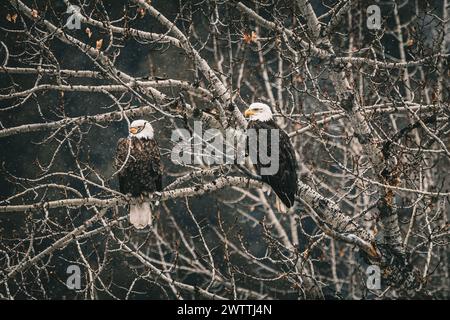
[244, 103, 298, 209]
[115, 119, 162, 229]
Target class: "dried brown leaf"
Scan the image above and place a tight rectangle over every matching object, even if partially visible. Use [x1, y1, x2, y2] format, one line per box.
[242, 31, 258, 44]
[96, 39, 103, 50]
[6, 14, 17, 23]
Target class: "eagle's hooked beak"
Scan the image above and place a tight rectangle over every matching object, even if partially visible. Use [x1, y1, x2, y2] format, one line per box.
[129, 127, 138, 134]
[244, 108, 256, 118]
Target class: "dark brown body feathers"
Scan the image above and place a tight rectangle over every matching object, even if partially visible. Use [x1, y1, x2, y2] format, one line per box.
[115, 137, 162, 197]
[247, 119, 298, 208]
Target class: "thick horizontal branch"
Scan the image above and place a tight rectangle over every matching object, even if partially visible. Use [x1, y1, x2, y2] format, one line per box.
[0, 104, 159, 138]
[0, 80, 213, 100]
[336, 54, 450, 69]
[0, 176, 263, 213]
[0, 66, 104, 78]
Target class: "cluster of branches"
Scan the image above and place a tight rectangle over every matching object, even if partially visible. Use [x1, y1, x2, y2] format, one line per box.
[0, 0, 448, 299]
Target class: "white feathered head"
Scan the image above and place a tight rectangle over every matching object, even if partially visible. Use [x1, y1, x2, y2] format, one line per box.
[129, 119, 154, 139]
[244, 103, 273, 122]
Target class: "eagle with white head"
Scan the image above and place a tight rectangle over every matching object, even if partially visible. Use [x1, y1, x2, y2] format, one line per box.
[244, 103, 298, 209]
[115, 119, 162, 229]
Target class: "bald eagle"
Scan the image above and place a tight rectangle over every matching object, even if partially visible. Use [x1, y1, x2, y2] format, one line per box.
[115, 119, 162, 229]
[244, 103, 298, 209]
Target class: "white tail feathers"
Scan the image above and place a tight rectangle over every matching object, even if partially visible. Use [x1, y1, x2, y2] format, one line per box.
[129, 202, 152, 229]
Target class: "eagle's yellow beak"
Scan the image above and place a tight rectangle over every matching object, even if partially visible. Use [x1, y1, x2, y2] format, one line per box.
[129, 127, 138, 134]
[244, 108, 256, 117]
